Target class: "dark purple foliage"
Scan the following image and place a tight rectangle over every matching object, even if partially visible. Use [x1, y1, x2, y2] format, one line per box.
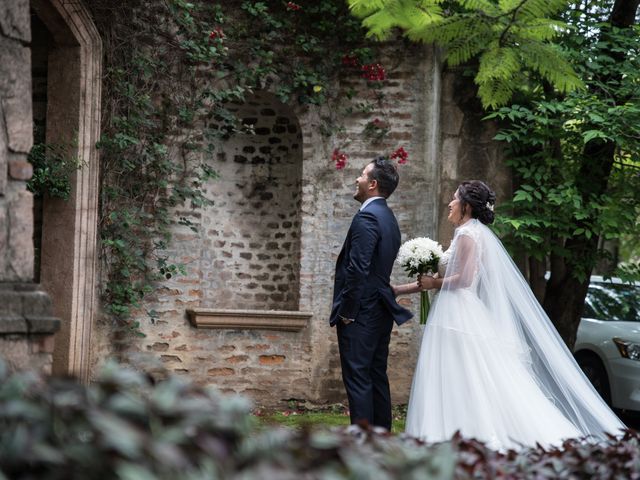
[0, 362, 638, 479]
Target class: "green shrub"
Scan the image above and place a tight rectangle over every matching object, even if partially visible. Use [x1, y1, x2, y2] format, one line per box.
[0, 361, 638, 479]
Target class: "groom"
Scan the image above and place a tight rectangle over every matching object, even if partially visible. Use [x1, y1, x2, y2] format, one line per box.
[330, 156, 413, 430]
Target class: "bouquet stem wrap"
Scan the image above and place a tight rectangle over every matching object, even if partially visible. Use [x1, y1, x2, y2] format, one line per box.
[420, 291, 430, 325]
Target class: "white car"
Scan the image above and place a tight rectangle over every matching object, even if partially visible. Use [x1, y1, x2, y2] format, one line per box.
[574, 276, 640, 413]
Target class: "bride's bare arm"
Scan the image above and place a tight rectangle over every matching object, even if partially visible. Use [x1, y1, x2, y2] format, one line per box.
[392, 281, 421, 297]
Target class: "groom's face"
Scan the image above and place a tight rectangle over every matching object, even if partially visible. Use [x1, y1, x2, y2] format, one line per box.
[354, 163, 375, 203]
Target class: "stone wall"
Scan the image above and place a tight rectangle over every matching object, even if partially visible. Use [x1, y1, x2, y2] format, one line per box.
[437, 69, 512, 244]
[0, 0, 35, 281]
[91, 42, 444, 407]
[0, 0, 60, 373]
[1, 2, 510, 394]
[87, 24, 509, 408]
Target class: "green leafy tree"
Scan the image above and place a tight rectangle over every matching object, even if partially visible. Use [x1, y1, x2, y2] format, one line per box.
[489, 0, 640, 346]
[349, 0, 640, 347]
[348, 0, 584, 108]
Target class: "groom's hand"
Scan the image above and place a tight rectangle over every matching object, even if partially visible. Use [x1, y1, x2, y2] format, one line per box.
[339, 315, 354, 325]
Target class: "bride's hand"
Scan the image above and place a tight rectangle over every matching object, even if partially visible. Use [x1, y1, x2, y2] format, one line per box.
[418, 274, 437, 290]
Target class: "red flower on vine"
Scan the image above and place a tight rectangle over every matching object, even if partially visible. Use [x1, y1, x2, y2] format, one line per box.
[209, 27, 225, 40]
[286, 2, 302, 11]
[390, 146, 408, 164]
[332, 148, 348, 170]
[361, 63, 386, 82]
[341, 54, 359, 67]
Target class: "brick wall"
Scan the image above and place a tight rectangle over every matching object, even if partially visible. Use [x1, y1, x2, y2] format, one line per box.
[90, 41, 508, 408]
[91, 42, 442, 408]
[0, 0, 510, 404]
[302, 44, 444, 405]
[201, 91, 303, 311]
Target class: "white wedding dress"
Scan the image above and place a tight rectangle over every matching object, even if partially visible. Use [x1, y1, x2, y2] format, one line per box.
[405, 219, 625, 450]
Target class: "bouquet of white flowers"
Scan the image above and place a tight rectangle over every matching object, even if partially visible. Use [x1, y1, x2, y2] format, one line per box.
[397, 237, 444, 324]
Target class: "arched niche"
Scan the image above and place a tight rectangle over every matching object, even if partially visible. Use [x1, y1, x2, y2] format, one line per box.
[30, 0, 101, 381]
[189, 91, 311, 330]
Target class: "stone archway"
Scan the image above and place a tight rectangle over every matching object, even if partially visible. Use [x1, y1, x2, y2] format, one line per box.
[188, 91, 312, 330]
[30, 0, 101, 381]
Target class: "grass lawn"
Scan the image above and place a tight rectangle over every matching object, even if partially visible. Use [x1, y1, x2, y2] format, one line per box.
[256, 406, 406, 433]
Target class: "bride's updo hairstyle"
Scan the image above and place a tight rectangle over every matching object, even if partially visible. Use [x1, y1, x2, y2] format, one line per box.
[458, 180, 496, 225]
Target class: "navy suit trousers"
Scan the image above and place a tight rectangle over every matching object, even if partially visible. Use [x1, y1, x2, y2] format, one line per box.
[337, 299, 394, 430]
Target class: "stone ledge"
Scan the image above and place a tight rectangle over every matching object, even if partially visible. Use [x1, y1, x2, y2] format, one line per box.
[25, 316, 61, 334]
[0, 283, 53, 317]
[0, 317, 27, 334]
[0, 283, 60, 336]
[187, 309, 312, 332]
[0, 283, 40, 292]
[0, 315, 60, 334]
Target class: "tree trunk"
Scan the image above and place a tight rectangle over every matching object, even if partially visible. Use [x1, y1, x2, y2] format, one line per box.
[528, 256, 546, 303]
[544, 236, 598, 349]
[611, 0, 640, 26]
[543, 273, 590, 349]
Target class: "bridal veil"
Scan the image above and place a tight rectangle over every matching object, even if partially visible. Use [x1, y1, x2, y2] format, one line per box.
[405, 219, 624, 449]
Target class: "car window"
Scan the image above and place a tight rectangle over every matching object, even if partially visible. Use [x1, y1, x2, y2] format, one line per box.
[583, 283, 640, 322]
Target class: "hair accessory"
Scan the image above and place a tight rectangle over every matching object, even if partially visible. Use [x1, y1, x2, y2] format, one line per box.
[486, 202, 494, 212]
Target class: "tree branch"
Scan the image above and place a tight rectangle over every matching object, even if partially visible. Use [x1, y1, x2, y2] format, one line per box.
[499, 0, 531, 46]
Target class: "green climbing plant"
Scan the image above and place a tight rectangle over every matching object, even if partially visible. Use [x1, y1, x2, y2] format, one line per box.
[27, 140, 84, 200]
[84, 0, 397, 334]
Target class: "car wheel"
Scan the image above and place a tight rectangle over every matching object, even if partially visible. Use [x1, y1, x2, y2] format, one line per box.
[576, 353, 611, 405]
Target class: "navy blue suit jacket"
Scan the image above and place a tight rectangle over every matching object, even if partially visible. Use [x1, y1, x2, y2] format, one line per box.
[330, 198, 413, 327]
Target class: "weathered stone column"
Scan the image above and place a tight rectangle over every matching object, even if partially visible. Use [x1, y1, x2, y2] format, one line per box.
[0, 0, 60, 373]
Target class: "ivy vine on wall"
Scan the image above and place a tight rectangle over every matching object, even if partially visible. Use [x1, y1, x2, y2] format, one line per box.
[84, 0, 403, 334]
[27, 140, 84, 201]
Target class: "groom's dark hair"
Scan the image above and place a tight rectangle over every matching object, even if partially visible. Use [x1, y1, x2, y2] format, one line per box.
[368, 156, 399, 198]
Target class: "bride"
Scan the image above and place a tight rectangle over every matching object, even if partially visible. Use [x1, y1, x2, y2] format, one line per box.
[394, 180, 625, 450]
